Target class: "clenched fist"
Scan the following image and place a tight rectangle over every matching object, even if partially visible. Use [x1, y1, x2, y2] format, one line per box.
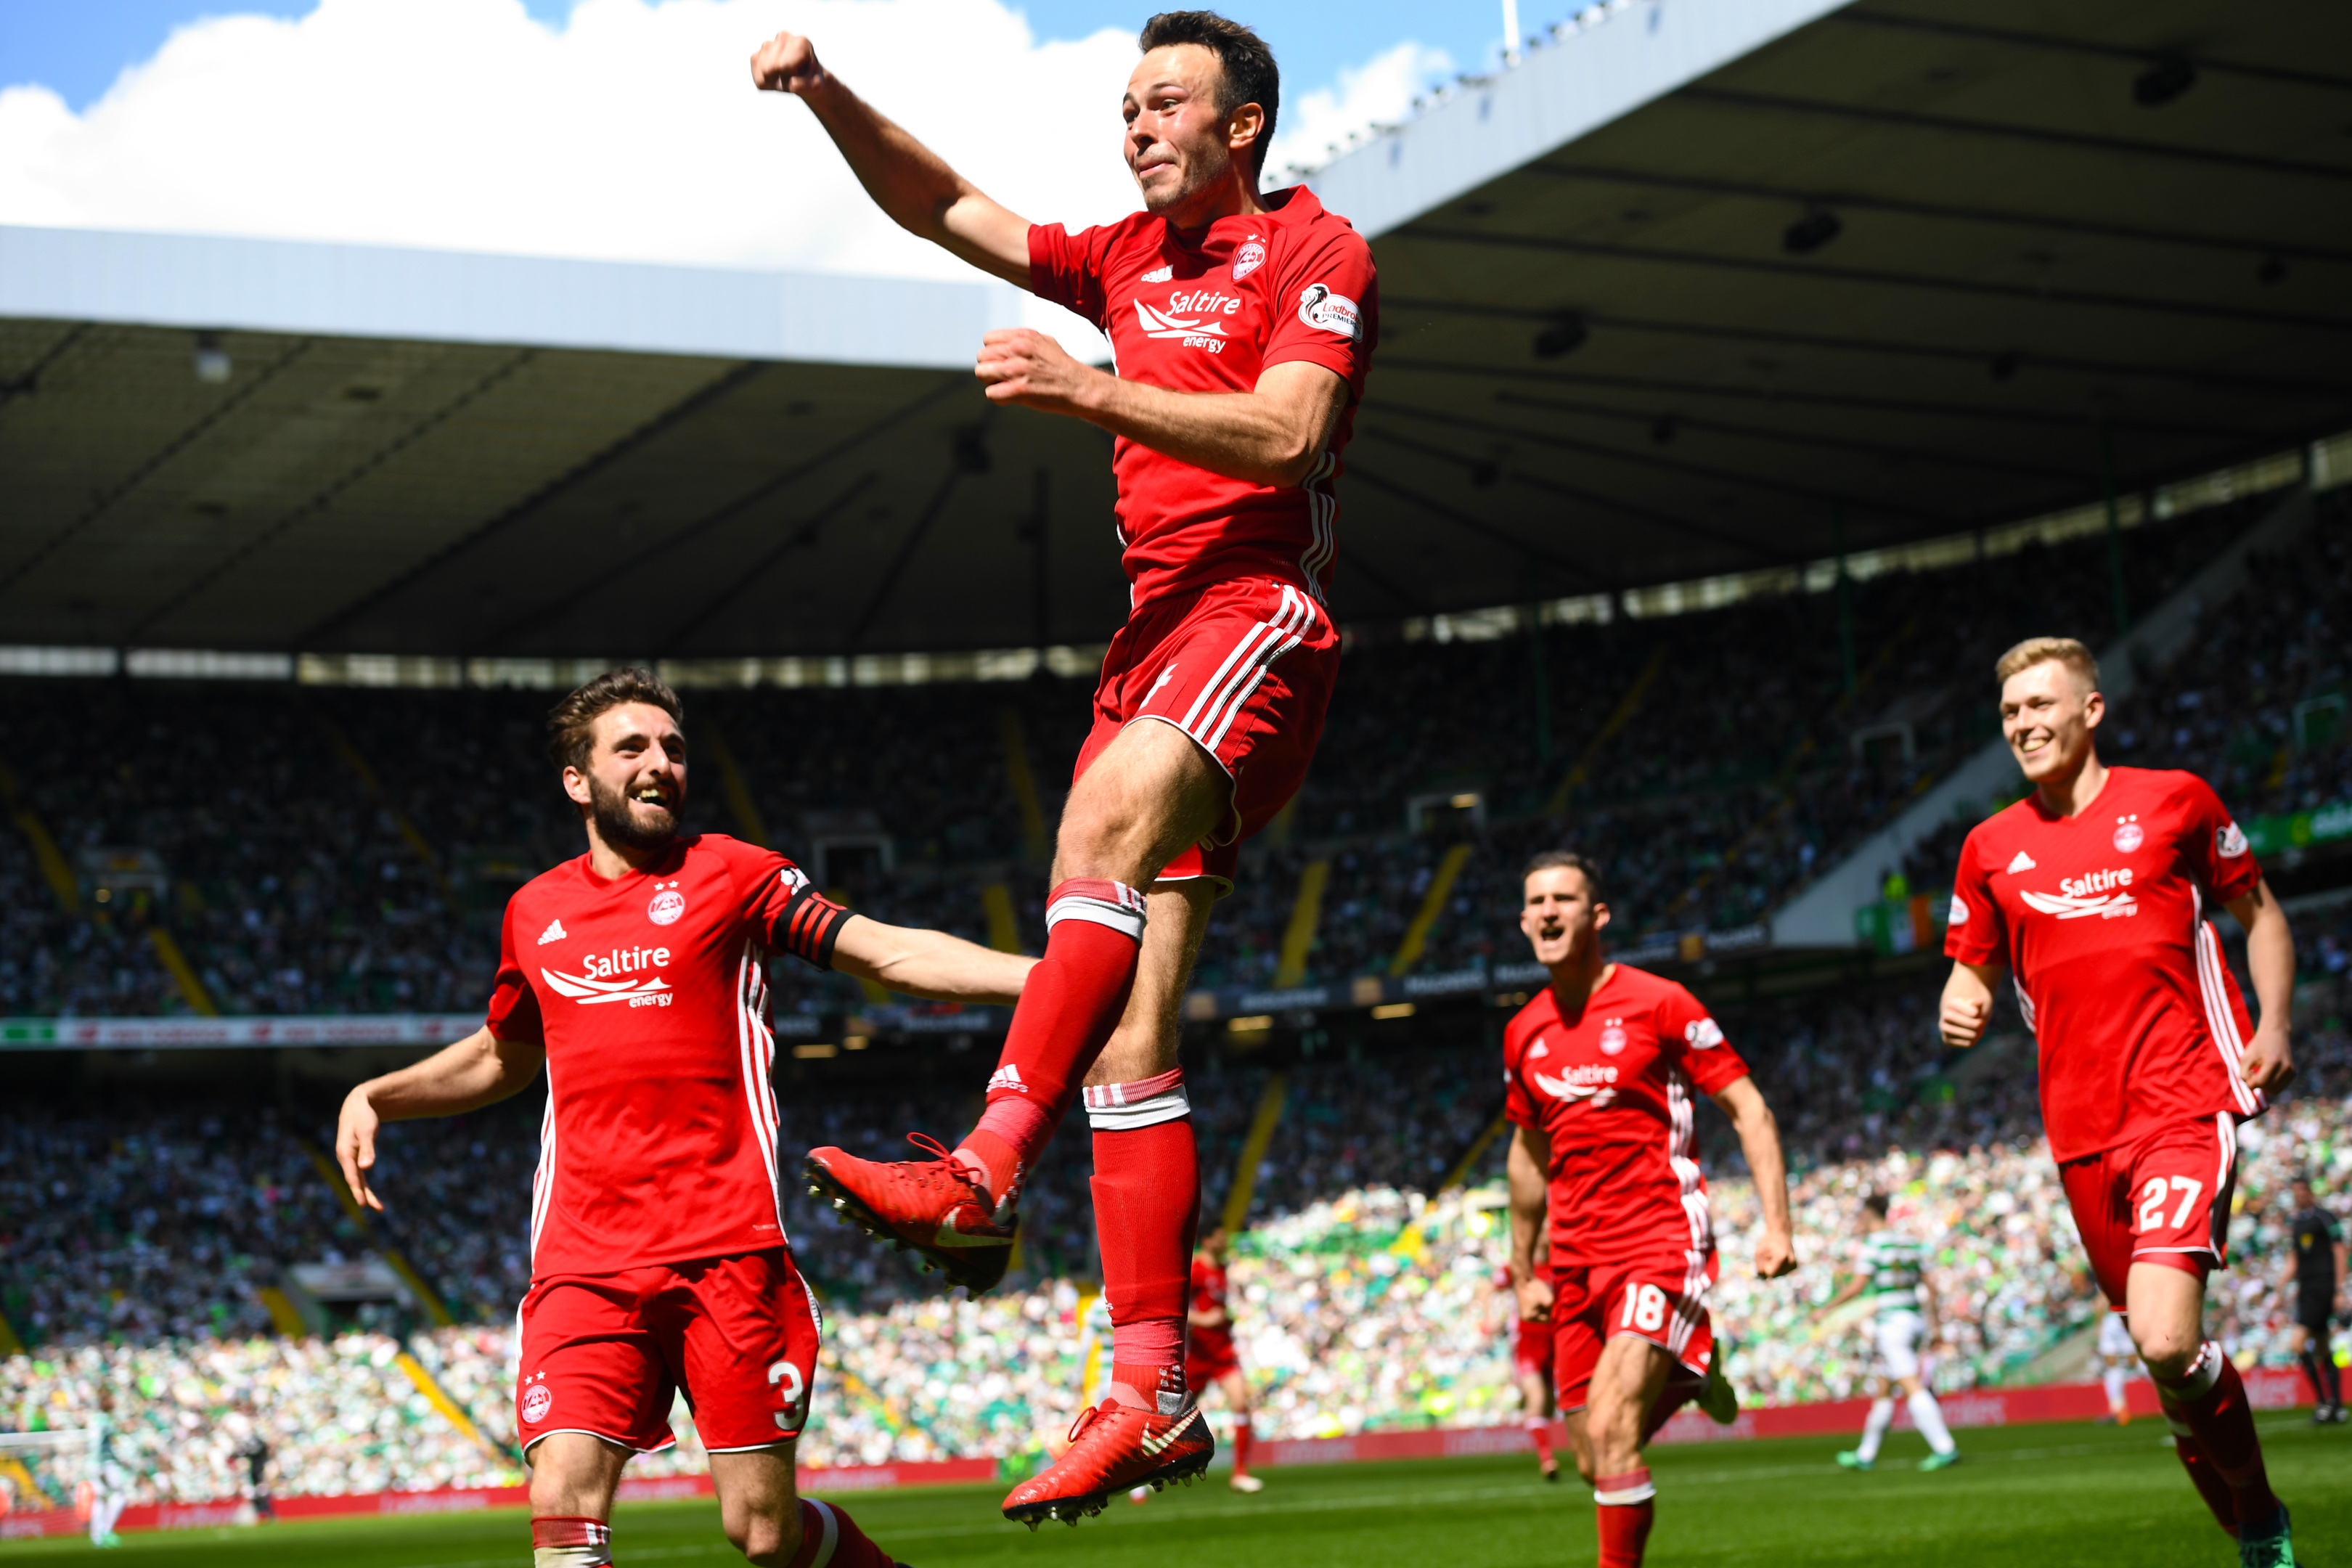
[751, 30, 826, 95]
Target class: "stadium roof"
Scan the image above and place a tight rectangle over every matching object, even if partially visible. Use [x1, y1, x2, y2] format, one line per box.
[4, 0, 2348, 659]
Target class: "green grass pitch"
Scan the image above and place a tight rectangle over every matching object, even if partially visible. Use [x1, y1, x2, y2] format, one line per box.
[3, 1417, 2342, 1567]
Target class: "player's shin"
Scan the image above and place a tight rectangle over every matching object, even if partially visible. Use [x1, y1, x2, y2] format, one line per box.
[957, 881, 1146, 1200]
[1089, 1078, 1198, 1411]
[2155, 1342, 2279, 1531]
[532, 1516, 613, 1568]
[780, 1499, 894, 1568]
[1906, 1389, 1955, 1455]
[1856, 1397, 1894, 1463]
[1593, 1469, 1657, 1568]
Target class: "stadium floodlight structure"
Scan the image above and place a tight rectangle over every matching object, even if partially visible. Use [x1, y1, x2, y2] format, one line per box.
[3, 0, 2345, 669]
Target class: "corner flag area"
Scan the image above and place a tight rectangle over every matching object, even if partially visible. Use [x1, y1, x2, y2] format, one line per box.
[0, 1421, 2341, 1567]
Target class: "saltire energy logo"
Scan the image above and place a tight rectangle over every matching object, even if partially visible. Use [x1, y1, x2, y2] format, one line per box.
[542, 944, 675, 1006]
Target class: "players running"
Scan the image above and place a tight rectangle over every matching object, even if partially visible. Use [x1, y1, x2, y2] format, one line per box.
[334, 670, 1034, 1568]
[2282, 1175, 2345, 1423]
[754, 8, 1376, 1525]
[2098, 1300, 2139, 1425]
[1185, 1225, 1265, 1493]
[1941, 637, 2299, 1567]
[1819, 1193, 1959, 1471]
[1504, 851, 1797, 1568]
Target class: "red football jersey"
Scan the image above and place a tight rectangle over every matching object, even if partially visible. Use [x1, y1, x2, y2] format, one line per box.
[485, 833, 849, 1278]
[1028, 184, 1377, 608]
[1503, 966, 1750, 1268]
[1188, 1254, 1234, 1359]
[1945, 767, 2264, 1162]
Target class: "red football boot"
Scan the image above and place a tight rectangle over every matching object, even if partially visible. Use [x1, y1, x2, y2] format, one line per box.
[1002, 1387, 1215, 1528]
[803, 1135, 1018, 1293]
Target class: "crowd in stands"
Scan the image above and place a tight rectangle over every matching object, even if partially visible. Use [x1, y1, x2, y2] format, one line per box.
[6, 481, 2338, 1023]
[9, 1076, 2349, 1510]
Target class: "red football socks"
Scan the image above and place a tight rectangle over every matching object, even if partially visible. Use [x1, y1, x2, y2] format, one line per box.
[2164, 1425, 2241, 1537]
[531, 1516, 612, 1567]
[1593, 1469, 1657, 1567]
[2159, 1345, 2279, 1531]
[1232, 1418, 1254, 1477]
[1527, 1416, 1555, 1469]
[785, 1498, 893, 1568]
[1091, 1100, 1198, 1410]
[956, 879, 1146, 1201]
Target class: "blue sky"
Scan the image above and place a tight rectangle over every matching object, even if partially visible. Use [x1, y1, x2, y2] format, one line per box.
[0, 0, 1518, 113]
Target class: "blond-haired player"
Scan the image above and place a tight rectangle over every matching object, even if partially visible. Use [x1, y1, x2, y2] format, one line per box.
[1940, 636, 2296, 1567]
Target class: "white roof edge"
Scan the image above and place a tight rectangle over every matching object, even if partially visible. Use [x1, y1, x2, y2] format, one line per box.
[0, 224, 1024, 369]
[1302, 0, 1853, 239]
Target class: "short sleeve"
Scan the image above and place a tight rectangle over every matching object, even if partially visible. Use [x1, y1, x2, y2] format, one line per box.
[1503, 1023, 1539, 1129]
[2177, 773, 2262, 905]
[485, 898, 544, 1046]
[1262, 225, 1376, 390]
[739, 849, 850, 970]
[1028, 221, 1114, 329]
[1654, 984, 1748, 1096]
[1943, 829, 2008, 965]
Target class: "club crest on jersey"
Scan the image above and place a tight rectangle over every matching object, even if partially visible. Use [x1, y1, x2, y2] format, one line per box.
[1297, 282, 1363, 340]
[1685, 1017, 1726, 1050]
[2217, 821, 2248, 858]
[536, 918, 568, 946]
[1232, 239, 1267, 281]
[1948, 894, 1969, 926]
[521, 1383, 552, 1424]
[1598, 1023, 1628, 1055]
[648, 883, 685, 925]
[2113, 815, 2143, 853]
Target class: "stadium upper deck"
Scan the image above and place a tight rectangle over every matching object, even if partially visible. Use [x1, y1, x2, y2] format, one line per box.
[3, 0, 2348, 656]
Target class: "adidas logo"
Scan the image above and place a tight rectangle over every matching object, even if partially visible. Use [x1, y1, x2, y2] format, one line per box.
[2005, 851, 2036, 875]
[987, 1063, 1027, 1094]
[1140, 264, 1173, 282]
[536, 918, 568, 946]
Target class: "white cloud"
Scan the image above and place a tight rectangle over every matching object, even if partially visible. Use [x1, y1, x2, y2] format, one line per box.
[1267, 38, 1452, 181]
[0, 0, 1450, 330]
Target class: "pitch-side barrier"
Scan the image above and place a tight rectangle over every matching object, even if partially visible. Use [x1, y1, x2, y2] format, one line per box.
[0, 1372, 2308, 1539]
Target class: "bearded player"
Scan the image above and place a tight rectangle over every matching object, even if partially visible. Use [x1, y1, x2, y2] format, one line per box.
[1941, 637, 2298, 1567]
[1506, 852, 1796, 1568]
[335, 670, 1034, 1568]
[752, 11, 1376, 1524]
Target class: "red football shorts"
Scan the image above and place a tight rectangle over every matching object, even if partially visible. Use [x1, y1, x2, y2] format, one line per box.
[1185, 1328, 1241, 1392]
[1076, 576, 1341, 893]
[1549, 1252, 1717, 1413]
[514, 1248, 822, 1456]
[2059, 1113, 2239, 1306]
[1513, 1318, 1551, 1379]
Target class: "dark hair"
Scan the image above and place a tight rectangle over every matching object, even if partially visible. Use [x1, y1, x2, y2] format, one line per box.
[1863, 1193, 1890, 1218]
[1139, 11, 1280, 178]
[546, 667, 685, 772]
[1522, 849, 1604, 906]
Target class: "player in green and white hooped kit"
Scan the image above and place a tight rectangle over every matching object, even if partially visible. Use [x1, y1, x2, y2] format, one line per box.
[1818, 1194, 1959, 1471]
[86, 1392, 131, 1548]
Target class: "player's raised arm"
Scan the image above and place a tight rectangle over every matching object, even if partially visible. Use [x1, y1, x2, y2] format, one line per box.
[751, 30, 1034, 288]
[335, 1025, 546, 1211]
[1506, 1124, 1553, 1321]
[1710, 1075, 1796, 1278]
[830, 915, 1037, 1005]
[1938, 960, 2002, 1049]
[2223, 875, 2296, 1093]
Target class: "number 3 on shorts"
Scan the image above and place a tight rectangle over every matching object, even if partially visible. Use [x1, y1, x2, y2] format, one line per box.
[1620, 1283, 1668, 1333]
[769, 1360, 807, 1432]
[2137, 1175, 2202, 1234]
